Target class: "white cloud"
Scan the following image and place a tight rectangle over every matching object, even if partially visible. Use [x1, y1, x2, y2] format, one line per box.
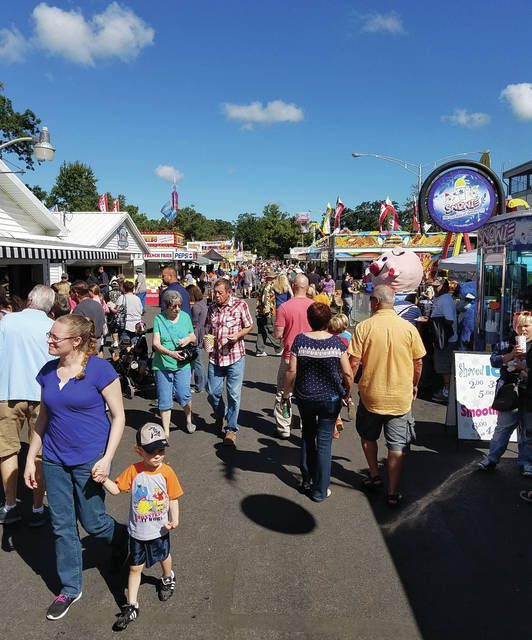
[221, 100, 304, 126]
[32, 2, 154, 66]
[500, 83, 532, 120]
[155, 165, 184, 183]
[0, 26, 28, 63]
[361, 11, 405, 34]
[442, 108, 491, 128]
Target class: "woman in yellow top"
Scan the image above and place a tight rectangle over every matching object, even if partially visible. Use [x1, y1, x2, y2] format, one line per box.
[313, 282, 331, 306]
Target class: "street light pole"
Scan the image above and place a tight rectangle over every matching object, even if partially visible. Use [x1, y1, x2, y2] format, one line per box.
[0, 126, 56, 167]
[351, 150, 488, 194]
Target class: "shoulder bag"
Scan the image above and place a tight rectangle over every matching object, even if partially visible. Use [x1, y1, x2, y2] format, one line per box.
[158, 315, 198, 364]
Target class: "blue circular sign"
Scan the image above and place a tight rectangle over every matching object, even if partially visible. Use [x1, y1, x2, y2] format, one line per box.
[427, 168, 496, 232]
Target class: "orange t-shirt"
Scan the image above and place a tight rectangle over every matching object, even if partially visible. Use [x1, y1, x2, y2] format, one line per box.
[115, 462, 183, 541]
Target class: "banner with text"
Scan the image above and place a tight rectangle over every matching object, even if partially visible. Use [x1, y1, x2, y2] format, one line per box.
[454, 352, 513, 441]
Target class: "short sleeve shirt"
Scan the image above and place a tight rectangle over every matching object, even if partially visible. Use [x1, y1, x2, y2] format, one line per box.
[431, 293, 458, 343]
[291, 333, 347, 401]
[206, 297, 253, 366]
[115, 462, 183, 541]
[152, 311, 194, 371]
[348, 309, 426, 415]
[36, 356, 118, 465]
[274, 297, 313, 360]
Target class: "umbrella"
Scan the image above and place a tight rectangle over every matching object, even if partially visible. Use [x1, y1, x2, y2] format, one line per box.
[439, 250, 478, 272]
[506, 198, 530, 211]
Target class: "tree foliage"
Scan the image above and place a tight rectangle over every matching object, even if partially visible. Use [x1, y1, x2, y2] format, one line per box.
[26, 183, 50, 205]
[234, 203, 303, 258]
[0, 83, 41, 171]
[49, 161, 99, 211]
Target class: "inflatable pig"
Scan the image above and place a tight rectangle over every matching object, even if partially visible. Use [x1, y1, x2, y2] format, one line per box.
[367, 247, 423, 293]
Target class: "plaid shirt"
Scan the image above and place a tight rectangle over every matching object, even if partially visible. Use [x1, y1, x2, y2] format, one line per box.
[206, 296, 253, 366]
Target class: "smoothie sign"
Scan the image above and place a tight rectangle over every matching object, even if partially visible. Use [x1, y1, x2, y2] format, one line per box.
[427, 168, 496, 233]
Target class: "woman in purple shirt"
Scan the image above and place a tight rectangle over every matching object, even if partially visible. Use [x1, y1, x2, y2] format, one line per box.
[24, 315, 126, 621]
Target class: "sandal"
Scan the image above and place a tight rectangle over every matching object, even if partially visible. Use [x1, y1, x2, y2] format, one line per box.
[386, 493, 403, 507]
[361, 475, 384, 490]
[519, 489, 532, 503]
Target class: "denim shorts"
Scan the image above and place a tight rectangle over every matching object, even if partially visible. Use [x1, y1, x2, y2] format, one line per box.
[356, 402, 415, 452]
[130, 534, 170, 568]
[154, 368, 192, 410]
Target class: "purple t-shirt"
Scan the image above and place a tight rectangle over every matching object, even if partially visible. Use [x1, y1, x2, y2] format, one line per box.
[36, 356, 118, 466]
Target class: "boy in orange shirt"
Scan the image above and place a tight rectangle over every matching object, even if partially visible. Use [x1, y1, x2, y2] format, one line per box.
[104, 422, 183, 631]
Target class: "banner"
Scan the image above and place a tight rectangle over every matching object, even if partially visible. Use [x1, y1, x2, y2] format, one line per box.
[112, 198, 120, 212]
[453, 352, 511, 441]
[98, 194, 108, 212]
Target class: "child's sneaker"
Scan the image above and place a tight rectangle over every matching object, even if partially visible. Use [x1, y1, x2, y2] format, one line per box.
[113, 603, 139, 631]
[335, 417, 344, 432]
[333, 426, 340, 439]
[158, 571, 176, 601]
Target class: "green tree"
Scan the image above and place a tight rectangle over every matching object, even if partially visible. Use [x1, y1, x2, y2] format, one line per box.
[234, 212, 265, 254]
[26, 183, 50, 205]
[49, 161, 99, 211]
[0, 82, 41, 171]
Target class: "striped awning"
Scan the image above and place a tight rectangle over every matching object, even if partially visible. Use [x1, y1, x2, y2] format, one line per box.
[0, 243, 119, 261]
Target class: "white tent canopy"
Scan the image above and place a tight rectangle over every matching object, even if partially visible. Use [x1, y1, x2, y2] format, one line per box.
[439, 250, 478, 272]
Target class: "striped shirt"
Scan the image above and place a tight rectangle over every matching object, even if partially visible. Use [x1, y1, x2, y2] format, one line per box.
[206, 296, 253, 367]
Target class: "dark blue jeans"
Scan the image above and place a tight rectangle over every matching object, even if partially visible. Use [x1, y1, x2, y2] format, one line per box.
[42, 457, 123, 596]
[191, 345, 207, 392]
[298, 396, 342, 501]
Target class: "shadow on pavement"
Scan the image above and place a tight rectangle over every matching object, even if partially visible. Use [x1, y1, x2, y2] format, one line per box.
[366, 419, 532, 640]
[241, 494, 316, 534]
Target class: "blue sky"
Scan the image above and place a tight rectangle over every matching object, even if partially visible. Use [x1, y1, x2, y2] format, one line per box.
[1, 1, 531, 224]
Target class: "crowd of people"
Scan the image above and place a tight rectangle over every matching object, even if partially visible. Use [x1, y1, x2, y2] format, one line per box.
[0, 260, 530, 629]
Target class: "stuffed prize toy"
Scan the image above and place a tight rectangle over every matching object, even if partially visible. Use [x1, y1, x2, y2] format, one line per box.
[366, 247, 423, 293]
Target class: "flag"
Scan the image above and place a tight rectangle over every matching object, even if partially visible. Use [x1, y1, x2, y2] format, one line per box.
[48, 204, 59, 213]
[332, 197, 345, 232]
[98, 194, 108, 212]
[160, 200, 176, 221]
[322, 203, 332, 235]
[171, 183, 179, 212]
[378, 196, 399, 232]
[412, 199, 420, 233]
[112, 198, 120, 212]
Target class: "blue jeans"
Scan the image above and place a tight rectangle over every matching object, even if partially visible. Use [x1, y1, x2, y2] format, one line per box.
[191, 345, 207, 392]
[298, 396, 342, 501]
[42, 457, 123, 597]
[484, 408, 532, 472]
[136, 292, 146, 309]
[207, 357, 245, 432]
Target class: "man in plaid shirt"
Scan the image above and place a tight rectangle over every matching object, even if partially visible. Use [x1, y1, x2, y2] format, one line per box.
[206, 278, 253, 446]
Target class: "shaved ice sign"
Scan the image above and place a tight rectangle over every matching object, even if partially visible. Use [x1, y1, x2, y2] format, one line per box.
[453, 352, 514, 441]
[427, 168, 496, 233]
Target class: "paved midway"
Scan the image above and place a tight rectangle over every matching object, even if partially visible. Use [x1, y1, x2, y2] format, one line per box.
[1, 303, 531, 639]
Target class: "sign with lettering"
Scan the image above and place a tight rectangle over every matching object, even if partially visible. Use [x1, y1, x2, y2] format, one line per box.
[478, 214, 532, 248]
[454, 352, 513, 441]
[427, 169, 496, 233]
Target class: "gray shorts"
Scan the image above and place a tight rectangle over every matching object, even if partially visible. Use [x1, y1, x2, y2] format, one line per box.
[433, 342, 456, 375]
[355, 402, 415, 452]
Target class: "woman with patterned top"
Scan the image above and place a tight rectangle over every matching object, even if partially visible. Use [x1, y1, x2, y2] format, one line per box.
[282, 302, 353, 501]
[23, 315, 127, 621]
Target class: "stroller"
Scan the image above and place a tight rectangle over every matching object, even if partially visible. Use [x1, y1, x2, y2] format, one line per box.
[109, 322, 155, 399]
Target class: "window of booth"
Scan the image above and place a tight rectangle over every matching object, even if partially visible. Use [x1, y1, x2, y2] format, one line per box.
[504, 249, 532, 331]
[480, 251, 504, 346]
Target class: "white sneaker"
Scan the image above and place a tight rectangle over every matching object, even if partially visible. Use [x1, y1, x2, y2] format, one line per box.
[186, 422, 196, 434]
[256, 352, 268, 357]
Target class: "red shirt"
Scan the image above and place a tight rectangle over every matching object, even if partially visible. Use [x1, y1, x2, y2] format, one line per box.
[206, 296, 253, 366]
[274, 296, 313, 361]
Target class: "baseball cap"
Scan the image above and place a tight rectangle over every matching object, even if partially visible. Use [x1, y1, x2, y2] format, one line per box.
[136, 422, 169, 452]
[61, 273, 68, 279]
[135, 267, 143, 272]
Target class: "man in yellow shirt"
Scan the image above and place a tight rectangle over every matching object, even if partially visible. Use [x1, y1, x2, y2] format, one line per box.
[348, 285, 426, 506]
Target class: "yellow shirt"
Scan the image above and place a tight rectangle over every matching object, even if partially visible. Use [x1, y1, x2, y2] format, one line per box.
[313, 293, 331, 306]
[348, 309, 426, 415]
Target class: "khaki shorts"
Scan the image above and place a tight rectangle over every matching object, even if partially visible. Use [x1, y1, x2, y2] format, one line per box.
[0, 400, 41, 458]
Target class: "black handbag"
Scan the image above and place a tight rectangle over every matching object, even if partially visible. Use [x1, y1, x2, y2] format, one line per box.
[492, 380, 519, 411]
[430, 316, 454, 350]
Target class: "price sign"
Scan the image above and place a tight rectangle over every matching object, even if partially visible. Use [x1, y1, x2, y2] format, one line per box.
[454, 352, 513, 441]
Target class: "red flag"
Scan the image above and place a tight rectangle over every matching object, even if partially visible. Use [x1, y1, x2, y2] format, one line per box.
[112, 198, 120, 212]
[171, 184, 179, 211]
[98, 194, 108, 212]
[379, 196, 399, 232]
[333, 197, 345, 231]
[412, 200, 420, 232]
